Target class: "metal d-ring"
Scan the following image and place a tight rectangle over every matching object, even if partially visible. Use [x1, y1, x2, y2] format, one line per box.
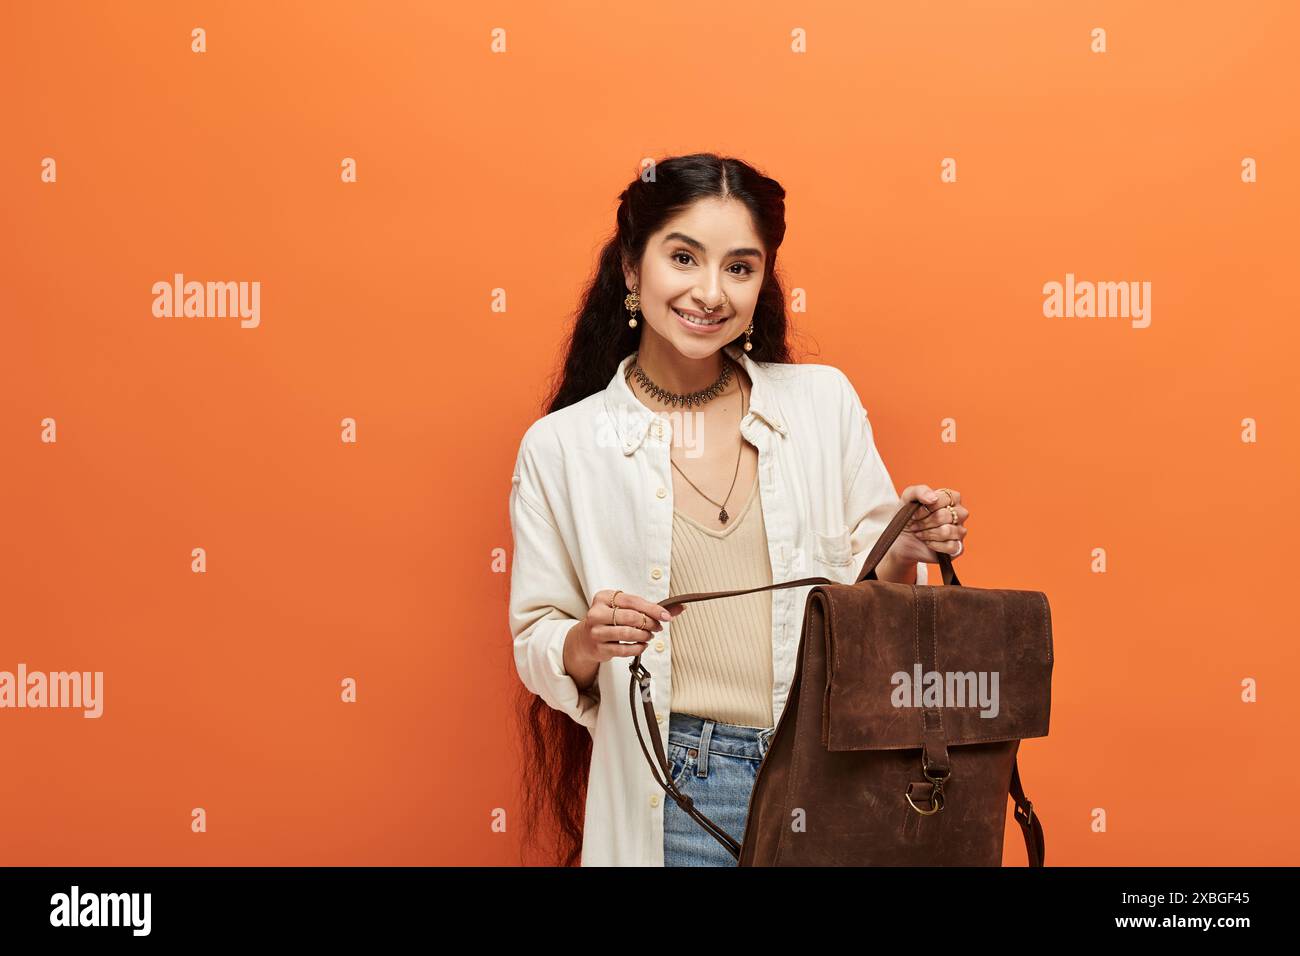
[906, 785, 946, 815]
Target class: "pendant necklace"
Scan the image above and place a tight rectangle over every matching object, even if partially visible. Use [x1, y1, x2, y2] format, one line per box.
[669, 378, 749, 525]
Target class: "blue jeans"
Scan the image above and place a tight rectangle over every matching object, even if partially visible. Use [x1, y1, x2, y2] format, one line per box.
[662, 711, 776, 867]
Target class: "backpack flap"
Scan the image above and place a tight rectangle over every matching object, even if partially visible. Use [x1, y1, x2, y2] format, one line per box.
[815, 582, 1053, 752]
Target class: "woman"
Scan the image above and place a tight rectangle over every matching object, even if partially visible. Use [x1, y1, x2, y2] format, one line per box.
[508, 153, 968, 867]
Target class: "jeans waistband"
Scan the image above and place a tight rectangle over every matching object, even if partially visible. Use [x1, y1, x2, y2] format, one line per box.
[668, 711, 775, 760]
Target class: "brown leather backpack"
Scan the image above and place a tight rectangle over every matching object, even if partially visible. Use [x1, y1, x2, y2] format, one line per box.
[629, 499, 1050, 866]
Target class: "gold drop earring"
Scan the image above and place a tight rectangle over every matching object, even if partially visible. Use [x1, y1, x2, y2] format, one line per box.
[744, 322, 754, 351]
[624, 287, 640, 328]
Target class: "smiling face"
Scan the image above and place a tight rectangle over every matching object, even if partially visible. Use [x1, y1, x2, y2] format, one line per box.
[624, 198, 766, 362]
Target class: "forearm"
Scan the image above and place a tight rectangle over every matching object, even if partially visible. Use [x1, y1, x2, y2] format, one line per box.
[876, 550, 919, 585]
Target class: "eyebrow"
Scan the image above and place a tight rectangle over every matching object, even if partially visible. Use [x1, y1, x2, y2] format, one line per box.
[661, 232, 765, 262]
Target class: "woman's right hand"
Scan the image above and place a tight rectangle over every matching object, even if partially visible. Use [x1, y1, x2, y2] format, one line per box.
[570, 590, 685, 664]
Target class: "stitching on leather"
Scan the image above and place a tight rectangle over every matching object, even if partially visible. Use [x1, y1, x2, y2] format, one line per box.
[1039, 591, 1052, 663]
[925, 730, 1041, 745]
[932, 588, 943, 738]
[912, 584, 922, 739]
[830, 585, 841, 743]
[881, 731, 1042, 747]
[840, 730, 1043, 749]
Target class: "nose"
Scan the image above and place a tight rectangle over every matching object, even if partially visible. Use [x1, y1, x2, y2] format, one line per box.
[695, 282, 727, 312]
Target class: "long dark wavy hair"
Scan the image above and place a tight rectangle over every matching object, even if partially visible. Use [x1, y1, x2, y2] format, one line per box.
[515, 152, 803, 866]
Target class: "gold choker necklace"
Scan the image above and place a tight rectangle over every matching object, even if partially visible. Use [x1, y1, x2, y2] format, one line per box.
[626, 355, 734, 409]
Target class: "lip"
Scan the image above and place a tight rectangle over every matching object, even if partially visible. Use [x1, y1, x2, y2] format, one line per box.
[673, 307, 728, 333]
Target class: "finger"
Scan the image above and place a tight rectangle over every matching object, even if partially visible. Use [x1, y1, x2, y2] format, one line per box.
[915, 524, 968, 543]
[900, 485, 940, 508]
[592, 623, 662, 645]
[906, 504, 968, 532]
[925, 539, 963, 555]
[908, 486, 962, 508]
[602, 606, 662, 633]
[612, 591, 676, 624]
[590, 627, 652, 658]
[905, 507, 963, 532]
[591, 591, 667, 627]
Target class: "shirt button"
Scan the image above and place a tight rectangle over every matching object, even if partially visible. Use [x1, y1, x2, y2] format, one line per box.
[651, 567, 662, 580]
[654, 640, 665, 652]
[655, 711, 665, 723]
[656, 487, 667, 499]
[650, 794, 660, 808]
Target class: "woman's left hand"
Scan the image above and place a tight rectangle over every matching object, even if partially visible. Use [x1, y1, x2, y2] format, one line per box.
[888, 485, 968, 564]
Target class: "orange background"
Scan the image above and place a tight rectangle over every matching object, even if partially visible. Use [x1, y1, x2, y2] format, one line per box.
[2, 0, 1296, 865]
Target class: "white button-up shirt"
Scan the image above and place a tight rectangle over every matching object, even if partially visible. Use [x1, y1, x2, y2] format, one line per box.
[508, 341, 927, 866]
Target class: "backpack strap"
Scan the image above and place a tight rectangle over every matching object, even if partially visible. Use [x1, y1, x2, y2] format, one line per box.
[1011, 758, 1046, 867]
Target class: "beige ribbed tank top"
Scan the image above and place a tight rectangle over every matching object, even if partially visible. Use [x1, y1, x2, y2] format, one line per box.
[668, 476, 775, 729]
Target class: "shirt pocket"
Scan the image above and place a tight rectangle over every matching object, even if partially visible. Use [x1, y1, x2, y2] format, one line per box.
[812, 526, 855, 581]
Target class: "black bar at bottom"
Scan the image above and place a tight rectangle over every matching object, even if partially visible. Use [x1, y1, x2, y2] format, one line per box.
[0, 866, 1286, 941]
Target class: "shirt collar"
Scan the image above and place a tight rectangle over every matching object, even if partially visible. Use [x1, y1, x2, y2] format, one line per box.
[603, 342, 788, 456]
